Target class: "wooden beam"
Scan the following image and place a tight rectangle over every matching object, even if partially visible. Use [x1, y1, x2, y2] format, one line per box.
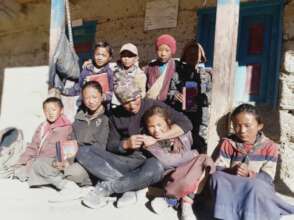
[207, 0, 240, 155]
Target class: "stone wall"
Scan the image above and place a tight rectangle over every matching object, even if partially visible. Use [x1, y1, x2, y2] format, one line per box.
[276, 1, 294, 194]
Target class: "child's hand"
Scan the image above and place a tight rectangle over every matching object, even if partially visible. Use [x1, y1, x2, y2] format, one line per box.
[123, 135, 144, 150]
[85, 75, 92, 82]
[174, 92, 183, 103]
[82, 59, 92, 69]
[232, 163, 250, 177]
[141, 135, 157, 148]
[52, 160, 69, 171]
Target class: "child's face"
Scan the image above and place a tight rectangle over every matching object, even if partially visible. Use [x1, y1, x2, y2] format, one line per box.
[82, 87, 103, 113]
[94, 47, 111, 67]
[232, 112, 264, 144]
[43, 102, 63, 123]
[157, 44, 173, 63]
[122, 96, 142, 114]
[120, 51, 138, 69]
[146, 115, 169, 138]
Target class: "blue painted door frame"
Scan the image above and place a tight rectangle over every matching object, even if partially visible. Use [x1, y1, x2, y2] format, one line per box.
[197, 0, 283, 105]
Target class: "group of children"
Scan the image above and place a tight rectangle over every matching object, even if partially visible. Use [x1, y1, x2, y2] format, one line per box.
[5, 34, 294, 220]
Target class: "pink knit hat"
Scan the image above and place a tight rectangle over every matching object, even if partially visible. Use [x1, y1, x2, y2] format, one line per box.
[155, 34, 177, 55]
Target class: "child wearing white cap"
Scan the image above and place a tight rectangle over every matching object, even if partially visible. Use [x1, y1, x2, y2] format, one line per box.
[112, 43, 146, 107]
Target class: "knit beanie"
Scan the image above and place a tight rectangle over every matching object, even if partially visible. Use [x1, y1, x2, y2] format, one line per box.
[156, 34, 177, 55]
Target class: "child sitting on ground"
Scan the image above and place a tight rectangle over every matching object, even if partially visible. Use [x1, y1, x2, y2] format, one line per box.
[211, 103, 294, 220]
[141, 106, 214, 220]
[14, 97, 82, 201]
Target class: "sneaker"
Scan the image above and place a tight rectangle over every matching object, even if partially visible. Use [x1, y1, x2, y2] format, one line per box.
[116, 188, 147, 208]
[116, 191, 136, 208]
[181, 201, 196, 220]
[48, 181, 83, 203]
[81, 184, 112, 209]
[151, 197, 170, 214]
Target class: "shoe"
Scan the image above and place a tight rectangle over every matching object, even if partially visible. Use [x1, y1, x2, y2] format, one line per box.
[116, 188, 147, 208]
[81, 183, 112, 209]
[48, 181, 83, 203]
[181, 201, 197, 220]
[116, 191, 136, 208]
[151, 197, 170, 214]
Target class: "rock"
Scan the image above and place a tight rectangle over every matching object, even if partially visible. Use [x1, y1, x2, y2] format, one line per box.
[280, 73, 294, 110]
[284, 50, 294, 73]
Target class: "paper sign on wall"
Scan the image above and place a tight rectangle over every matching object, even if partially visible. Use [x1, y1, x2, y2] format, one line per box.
[144, 0, 179, 31]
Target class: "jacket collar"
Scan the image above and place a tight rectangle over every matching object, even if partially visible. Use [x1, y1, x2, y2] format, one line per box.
[75, 105, 105, 121]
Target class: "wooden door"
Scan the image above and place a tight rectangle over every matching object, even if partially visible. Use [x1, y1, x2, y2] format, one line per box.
[197, 0, 283, 105]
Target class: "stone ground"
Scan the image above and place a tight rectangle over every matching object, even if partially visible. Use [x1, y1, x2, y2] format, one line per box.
[0, 179, 294, 220]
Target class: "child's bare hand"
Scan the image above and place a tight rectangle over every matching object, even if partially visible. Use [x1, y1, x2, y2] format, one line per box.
[141, 135, 157, 147]
[175, 92, 183, 103]
[52, 160, 69, 171]
[82, 59, 92, 69]
[123, 135, 144, 150]
[85, 76, 90, 82]
[234, 163, 250, 177]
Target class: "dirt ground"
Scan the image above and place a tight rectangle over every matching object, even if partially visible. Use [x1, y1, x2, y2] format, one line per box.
[0, 178, 294, 220]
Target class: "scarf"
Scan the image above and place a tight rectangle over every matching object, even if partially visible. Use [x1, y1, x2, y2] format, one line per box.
[147, 59, 176, 101]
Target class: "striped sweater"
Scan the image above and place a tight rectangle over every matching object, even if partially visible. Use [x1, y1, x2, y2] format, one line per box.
[215, 133, 278, 180]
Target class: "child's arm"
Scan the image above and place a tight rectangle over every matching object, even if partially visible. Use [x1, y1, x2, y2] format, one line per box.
[155, 124, 185, 140]
[214, 138, 235, 171]
[106, 119, 134, 154]
[134, 72, 147, 97]
[79, 66, 92, 88]
[17, 124, 43, 165]
[258, 143, 279, 180]
[144, 139, 198, 169]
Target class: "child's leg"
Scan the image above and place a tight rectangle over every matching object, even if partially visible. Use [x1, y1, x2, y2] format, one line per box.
[181, 170, 208, 220]
[64, 162, 92, 186]
[28, 157, 66, 189]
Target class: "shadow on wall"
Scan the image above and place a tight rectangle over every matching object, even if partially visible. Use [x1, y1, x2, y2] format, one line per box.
[275, 155, 294, 197]
[256, 104, 281, 143]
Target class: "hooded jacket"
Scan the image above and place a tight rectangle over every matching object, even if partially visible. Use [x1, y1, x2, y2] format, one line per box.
[72, 106, 109, 150]
[18, 115, 73, 165]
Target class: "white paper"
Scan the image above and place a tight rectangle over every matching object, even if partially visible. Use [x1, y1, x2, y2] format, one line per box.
[144, 0, 179, 31]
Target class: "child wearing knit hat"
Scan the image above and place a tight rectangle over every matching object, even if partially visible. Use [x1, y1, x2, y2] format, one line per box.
[145, 34, 194, 112]
[145, 35, 202, 220]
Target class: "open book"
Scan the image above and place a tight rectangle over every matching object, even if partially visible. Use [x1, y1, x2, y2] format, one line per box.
[87, 73, 110, 93]
[56, 140, 78, 163]
[182, 81, 198, 112]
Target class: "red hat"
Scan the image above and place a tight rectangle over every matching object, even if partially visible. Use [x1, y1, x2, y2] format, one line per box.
[156, 34, 177, 55]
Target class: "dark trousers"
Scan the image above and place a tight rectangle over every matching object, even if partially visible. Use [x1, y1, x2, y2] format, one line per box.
[76, 145, 164, 193]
